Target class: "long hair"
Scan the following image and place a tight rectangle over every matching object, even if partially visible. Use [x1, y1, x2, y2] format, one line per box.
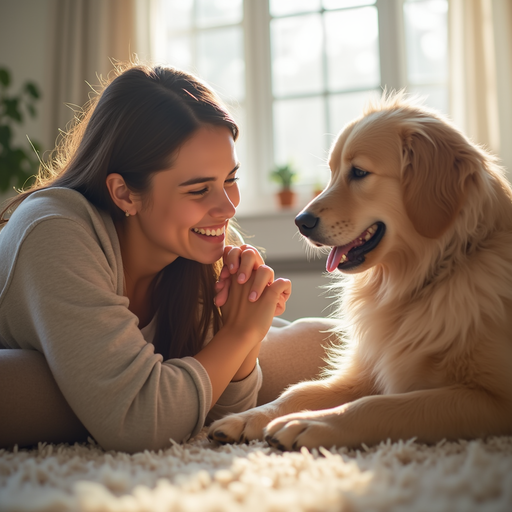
[0, 63, 240, 359]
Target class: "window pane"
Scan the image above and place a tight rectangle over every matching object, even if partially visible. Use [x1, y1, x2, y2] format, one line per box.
[408, 85, 448, 115]
[162, 0, 193, 32]
[271, 14, 323, 97]
[328, 90, 378, 136]
[325, 7, 380, 91]
[196, 0, 243, 27]
[323, 0, 375, 9]
[403, 0, 448, 84]
[165, 36, 192, 70]
[273, 97, 326, 184]
[270, 0, 321, 17]
[197, 27, 245, 102]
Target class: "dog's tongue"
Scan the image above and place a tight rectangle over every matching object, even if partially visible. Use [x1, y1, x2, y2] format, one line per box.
[327, 246, 346, 273]
[326, 240, 362, 272]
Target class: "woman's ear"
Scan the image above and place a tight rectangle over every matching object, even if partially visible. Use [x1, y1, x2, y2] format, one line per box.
[400, 118, 479, 239]
[105, 173, 137, 216]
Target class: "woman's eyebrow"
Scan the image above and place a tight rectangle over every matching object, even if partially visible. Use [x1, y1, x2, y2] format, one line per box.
[179, 163, 240, 187]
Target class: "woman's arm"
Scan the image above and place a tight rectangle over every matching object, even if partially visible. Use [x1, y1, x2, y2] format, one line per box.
[194, 267, 291, 407]
[0, 349, 89, 449]
[213, 245, 290, 383]
[0, 217, 220, 452]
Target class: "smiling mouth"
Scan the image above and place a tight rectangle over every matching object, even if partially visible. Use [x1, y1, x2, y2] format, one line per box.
[192, 226, 225, 237]
[326, 222, 386, 272]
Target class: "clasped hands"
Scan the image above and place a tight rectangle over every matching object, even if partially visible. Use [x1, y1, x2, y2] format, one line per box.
[214, 244, 291, 317]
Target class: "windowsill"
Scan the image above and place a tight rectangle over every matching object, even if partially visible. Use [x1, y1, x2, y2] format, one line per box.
[234, 188, 318, 219]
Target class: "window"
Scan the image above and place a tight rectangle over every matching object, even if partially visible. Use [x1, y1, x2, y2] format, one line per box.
[153, 0, 448, 214]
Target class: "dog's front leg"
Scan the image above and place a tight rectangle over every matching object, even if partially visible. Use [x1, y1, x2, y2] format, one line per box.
[264, 386, 512, 451]
[208, 368, 373, 444]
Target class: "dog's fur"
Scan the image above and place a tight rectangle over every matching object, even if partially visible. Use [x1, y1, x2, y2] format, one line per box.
[209, 94, 512, 450]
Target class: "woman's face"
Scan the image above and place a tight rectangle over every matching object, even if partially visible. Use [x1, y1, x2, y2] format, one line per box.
[133, 125, 240, 268]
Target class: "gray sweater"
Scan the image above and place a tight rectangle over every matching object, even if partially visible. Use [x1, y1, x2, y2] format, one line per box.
[0, 188, 261, 452]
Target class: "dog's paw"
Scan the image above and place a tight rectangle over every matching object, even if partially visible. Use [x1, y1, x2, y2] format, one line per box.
[208, 406, 278, 444]
[264, 411, 341, 451]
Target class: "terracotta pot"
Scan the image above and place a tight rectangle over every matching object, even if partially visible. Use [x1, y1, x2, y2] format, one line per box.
[277, 188, 296, 208]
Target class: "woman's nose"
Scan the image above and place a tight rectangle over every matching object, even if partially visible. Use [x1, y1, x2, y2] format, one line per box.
[209, 188, 238, 219]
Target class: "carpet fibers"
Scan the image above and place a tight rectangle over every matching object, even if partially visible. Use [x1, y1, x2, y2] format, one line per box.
[1, 431, 511, 511]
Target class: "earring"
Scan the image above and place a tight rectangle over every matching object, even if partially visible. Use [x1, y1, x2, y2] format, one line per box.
[125, 211, 130, 217]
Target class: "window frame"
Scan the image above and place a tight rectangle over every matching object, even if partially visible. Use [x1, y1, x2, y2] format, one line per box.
[155, 0, 446, 216]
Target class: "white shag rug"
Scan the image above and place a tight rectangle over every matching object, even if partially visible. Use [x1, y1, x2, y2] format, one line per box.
[1, 431, 512, 512]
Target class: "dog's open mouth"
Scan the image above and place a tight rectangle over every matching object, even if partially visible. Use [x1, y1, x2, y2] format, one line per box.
[326, 222, 386, 272]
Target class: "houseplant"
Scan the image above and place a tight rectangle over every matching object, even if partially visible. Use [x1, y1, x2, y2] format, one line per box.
[270, 162, 298, 208]
[0, 66, 42, 193]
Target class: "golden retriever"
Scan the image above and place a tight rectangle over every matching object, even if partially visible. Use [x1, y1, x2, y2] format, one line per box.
[208, 93, 512, 451]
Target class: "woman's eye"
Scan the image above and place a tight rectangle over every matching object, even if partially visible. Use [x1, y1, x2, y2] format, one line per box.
[225, 176, 239, 186]
[351, 167, 369, 180]
[189, 188, 208, 196]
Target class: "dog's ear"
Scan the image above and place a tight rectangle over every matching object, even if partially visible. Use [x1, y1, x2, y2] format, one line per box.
[400, 118, 479, 239]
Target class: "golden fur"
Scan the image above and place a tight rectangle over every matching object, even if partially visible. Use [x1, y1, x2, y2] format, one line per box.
[209, 94, 512, 450]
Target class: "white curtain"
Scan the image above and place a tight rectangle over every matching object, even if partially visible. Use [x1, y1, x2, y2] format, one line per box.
[44, 0, 150, 148]
[449, 0, 512, 178]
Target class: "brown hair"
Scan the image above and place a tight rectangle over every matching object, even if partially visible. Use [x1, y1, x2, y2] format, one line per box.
[0, 63, 240, 359]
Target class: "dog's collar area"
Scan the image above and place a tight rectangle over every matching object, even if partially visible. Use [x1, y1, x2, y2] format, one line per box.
[326, 222, 386, 272]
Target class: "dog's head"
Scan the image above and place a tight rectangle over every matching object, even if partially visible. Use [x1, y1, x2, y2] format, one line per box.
[295, 94, 481, 274]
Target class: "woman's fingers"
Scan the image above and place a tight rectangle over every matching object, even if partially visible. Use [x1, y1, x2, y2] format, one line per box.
[222, 245, 265, 283]
[267, 278, 292, 316]
[218, 244, 271, 307]
[219, 263, 231, 280]
[237, 246, 265, 284]
[214, 270, 231, 307]
[223, 246, 242, 274]
[248, 265, 275, 302]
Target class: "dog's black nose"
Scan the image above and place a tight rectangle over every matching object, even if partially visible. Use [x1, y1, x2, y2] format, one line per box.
[295, 211, 319, 235]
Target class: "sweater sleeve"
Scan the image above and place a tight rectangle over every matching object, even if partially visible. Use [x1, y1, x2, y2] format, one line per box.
[206, 360, 263, 424]
[3, 218, 213, 453]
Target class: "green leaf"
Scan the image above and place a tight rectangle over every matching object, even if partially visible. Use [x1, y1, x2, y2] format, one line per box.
[25, 82, 40, 99]
[0, 125, 12, 148]
[10, 148, 27, 167]
[0, 162, 12, 192]
[0, 68, 10, 88]
[27, 103, 37, 118]
[3, 98, 22, 123]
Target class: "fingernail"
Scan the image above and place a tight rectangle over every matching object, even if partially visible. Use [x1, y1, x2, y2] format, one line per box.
[249, 291, 257, 301]
[230, 264, 234, 271]
[238, 273, 246, 283]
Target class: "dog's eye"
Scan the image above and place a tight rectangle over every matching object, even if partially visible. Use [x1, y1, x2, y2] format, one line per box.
[350, 166, 369, 180]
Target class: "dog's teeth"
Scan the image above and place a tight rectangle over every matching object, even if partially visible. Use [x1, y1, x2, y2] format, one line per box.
[365, 233, 371, 241]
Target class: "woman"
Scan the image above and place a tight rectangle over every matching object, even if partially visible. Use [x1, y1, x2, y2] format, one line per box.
[0, 64, 336, 453]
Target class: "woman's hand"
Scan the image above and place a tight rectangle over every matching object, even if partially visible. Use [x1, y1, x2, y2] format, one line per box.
[214, 245, 290, 316]
[194, 269, 291, 405]
[220, 267, 292, 341]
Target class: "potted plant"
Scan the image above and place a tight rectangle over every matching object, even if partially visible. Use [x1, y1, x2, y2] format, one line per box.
[270, 162, 298, 208]
[0, 66, 42, 194]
